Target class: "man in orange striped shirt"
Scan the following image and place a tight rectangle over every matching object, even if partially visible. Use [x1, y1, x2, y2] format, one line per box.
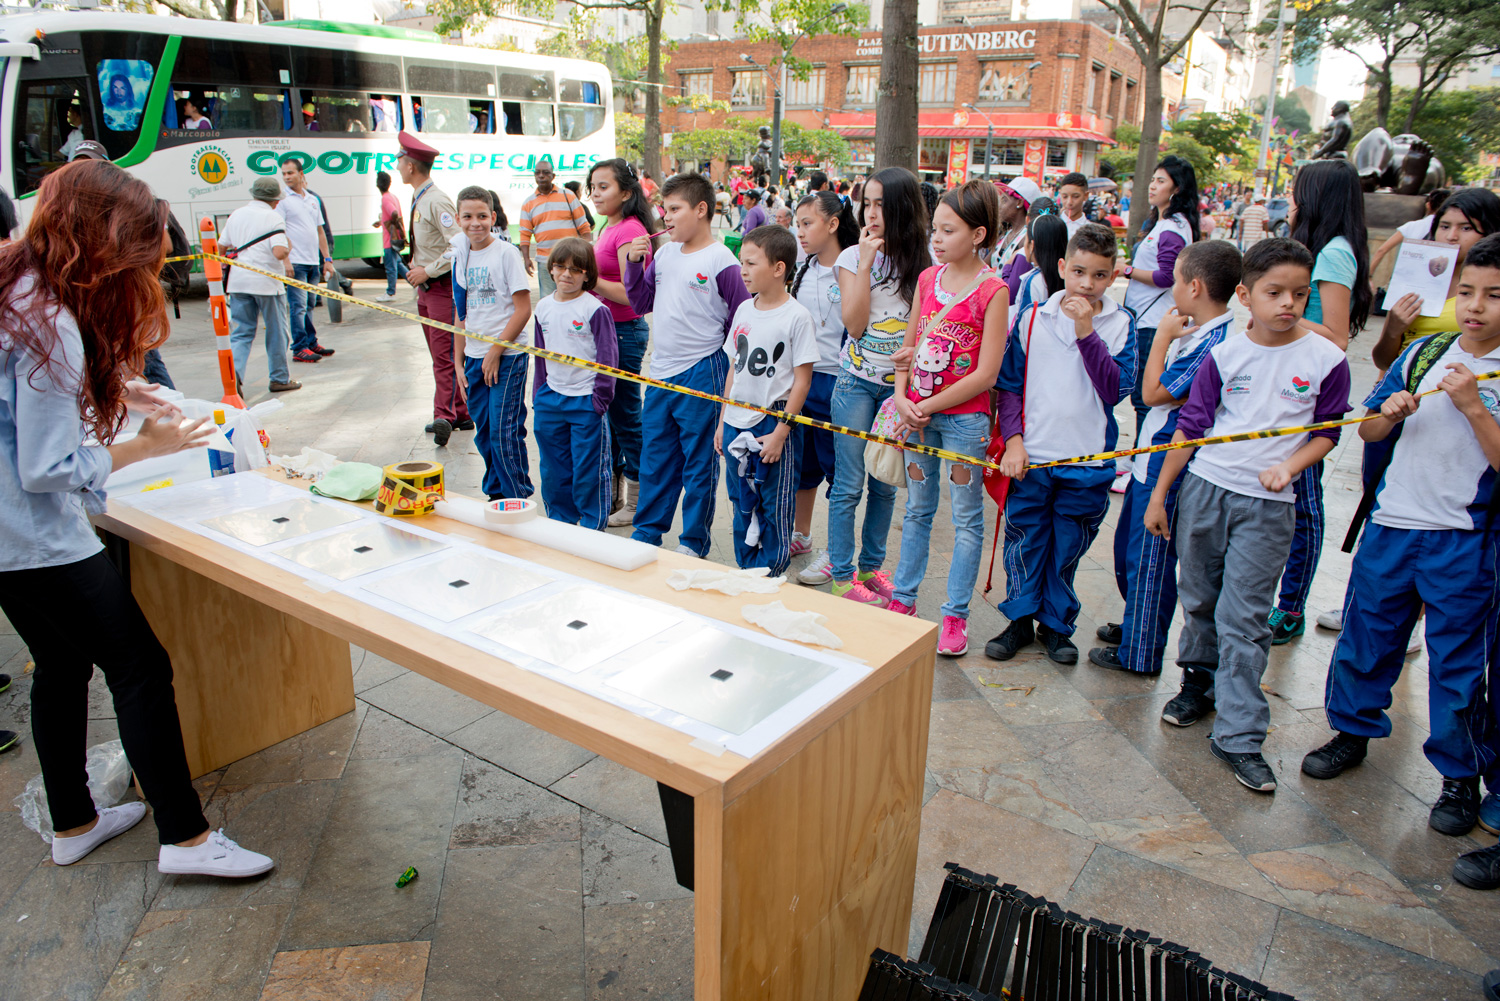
[519, 160, 592, 298]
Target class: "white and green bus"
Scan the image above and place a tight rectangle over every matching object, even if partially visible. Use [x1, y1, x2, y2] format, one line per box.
[0, 11, 614, 260]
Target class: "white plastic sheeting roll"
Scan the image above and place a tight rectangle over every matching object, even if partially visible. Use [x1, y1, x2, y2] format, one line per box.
[435, 496, 658, 571]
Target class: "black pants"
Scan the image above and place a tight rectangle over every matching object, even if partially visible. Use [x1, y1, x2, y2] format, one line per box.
[0, 551, 207, 844]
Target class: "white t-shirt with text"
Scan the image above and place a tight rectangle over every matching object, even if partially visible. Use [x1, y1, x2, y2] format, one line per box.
[722, 296, 820, 429]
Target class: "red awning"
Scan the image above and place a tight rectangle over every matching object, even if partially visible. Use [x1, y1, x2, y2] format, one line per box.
[836, 125, 1115, 144]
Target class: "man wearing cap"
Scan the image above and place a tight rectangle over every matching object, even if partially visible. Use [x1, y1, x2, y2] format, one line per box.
[222, 176, 299, 394]
[993, 177, 1042, 301]
[397, 130, 470, 446]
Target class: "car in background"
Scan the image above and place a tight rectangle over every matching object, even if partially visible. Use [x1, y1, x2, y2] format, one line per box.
[1267, 197, 1291, 237]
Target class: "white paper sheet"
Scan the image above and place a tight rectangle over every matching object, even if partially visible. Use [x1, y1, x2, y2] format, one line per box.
[201, 498, 363, 547]
[359, 551, 554, 622]
[273, 522, 450, 581]
[470, 585, 682, 673]
[1384, 239, 1460, 317]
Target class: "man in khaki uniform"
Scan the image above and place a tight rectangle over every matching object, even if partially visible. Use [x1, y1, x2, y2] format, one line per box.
[397, 130, 469, 446]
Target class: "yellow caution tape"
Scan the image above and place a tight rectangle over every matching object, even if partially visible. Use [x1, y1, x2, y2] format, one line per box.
[375, 460, 445, 517]
[173, 252, 1500, 474]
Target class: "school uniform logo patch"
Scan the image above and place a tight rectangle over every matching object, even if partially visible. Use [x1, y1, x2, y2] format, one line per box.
[827, 283, 841, 303]
[1280, 375, 1312, 401]
[1481, 387, 1500, 418]
[690, 272, 711, 293]
[571, 319, 585, 331]
[1226, 374, 1252, 396]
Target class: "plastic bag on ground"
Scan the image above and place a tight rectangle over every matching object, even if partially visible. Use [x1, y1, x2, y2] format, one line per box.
[13, 739, 132, 843]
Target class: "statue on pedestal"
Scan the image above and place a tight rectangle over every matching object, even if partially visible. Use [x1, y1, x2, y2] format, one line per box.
[1311, 101, 1353, 160]
[750, 125, 772, 183]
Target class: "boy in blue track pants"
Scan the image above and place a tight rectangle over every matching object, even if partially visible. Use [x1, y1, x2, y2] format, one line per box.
[1093, 241, 1242, 675]
[623, 173, 750, 556]
[986, 223, 1136, 666]
[1305, 234, 1500, 853]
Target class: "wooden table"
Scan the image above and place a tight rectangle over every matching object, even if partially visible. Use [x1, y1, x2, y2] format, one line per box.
[94, 486, 936, 1001]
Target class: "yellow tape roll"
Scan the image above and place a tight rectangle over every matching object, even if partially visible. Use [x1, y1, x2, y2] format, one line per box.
[375, 460, 445, 517]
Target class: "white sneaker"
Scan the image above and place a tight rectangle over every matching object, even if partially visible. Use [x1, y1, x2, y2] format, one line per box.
[1316, 608, 1344, 632]
[51, 802, 146, 865]
[158, 828, 274, 878]
[797, 550, 833, 585]
[373, 293, 396, 302]
[673, 544, 697, 557]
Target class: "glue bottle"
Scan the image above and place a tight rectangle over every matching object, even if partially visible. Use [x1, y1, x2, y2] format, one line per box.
[208, 409, 236, 477]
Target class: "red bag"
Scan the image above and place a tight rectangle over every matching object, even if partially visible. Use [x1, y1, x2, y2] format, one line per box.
[982, 305, 1036, 595]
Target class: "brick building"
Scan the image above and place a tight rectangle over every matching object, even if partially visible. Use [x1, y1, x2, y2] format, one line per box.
[660, 20, 1164, 184]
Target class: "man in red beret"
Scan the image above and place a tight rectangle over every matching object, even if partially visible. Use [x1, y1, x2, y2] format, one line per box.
[397, 131, 469, 446]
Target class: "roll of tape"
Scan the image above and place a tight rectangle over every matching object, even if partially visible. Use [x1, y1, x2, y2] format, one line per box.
[485, 498, 540, 524]
[375, 460, 445, 517]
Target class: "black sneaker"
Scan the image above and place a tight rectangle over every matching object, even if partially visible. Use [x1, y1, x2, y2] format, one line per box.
[0, 672, 9, 694]
[1430, 776, 1481, 836]
[1210, 740, 1277, 792]
[312, 344, 335, 356]
[0, 730, 15, 754]
[984, 618, 1034, 661]
[431, 418, 453, 447]
[1086, 645, 1161, 676]
[453, 418, 475, 432]
[1300, 732, 1369, 780]
[1161, 687, 1215, 727]
[425, 421, 436, 433]
[1453, 843, 1500, 891]
[1038, 625, 1078, 665]
[1485, 969, 1500, 1001]
[1096, 622, 1122, 645]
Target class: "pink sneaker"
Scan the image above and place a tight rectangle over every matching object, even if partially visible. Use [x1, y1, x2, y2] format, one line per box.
[860, 569, 895, 601]
[887, 599, 917, 616]
[833, 577, 889, 607]
[938, 615, 968, 656]
[789, 532, 813, 556]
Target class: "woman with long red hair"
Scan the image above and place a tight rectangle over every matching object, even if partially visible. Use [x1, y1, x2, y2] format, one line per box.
[0, 160, 273, 876]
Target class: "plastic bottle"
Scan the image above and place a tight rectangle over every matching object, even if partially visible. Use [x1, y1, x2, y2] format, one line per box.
[208, 408, 236, 477]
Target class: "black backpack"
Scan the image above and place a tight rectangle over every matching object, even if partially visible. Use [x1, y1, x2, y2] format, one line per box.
[160, 208, 193, 319]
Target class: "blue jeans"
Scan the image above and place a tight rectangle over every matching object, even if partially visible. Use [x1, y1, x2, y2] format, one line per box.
[142, 348, 174, 391]
[723, 415, 802, 576]
[288, 263, 321, 353]
[534, 384, 611, 529]
[1325, 523, 1500, 780]
[228, 292, 291, 386]
[537, 261, 557, 299]
[892, 411, 990, 618]
[464, 352, 534, 500]
[608, 317, 650, 481]
[798, 371, 838, 491]
[383, 246, 408, 295]
[827, 373, 896, 581]
[631, 351, 729, 556]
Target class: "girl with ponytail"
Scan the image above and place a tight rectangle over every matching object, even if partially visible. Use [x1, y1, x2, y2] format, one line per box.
[789, 191, 860, 579]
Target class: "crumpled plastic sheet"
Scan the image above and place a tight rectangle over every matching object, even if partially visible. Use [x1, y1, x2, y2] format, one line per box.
[666, 566, 785, 596]
[14, 740, 132, 843]
[741, 600, 843, 649]
[271, 446, 340, 481]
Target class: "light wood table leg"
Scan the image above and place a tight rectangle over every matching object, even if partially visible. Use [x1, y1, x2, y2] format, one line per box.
[697, 649, 934, 999]
[127, 543, 355, 779]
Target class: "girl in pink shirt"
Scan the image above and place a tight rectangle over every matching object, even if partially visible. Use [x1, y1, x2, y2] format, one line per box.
[889, 179, 1009, 656]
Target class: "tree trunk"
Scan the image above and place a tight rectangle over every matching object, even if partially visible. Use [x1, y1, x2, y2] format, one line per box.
[1127, 60, 1163, 243]
[222, 0, 239, 20]
[1373, 59, 1393, 129]
[874, 0, 918, 173]
[642, 0, 665, 179]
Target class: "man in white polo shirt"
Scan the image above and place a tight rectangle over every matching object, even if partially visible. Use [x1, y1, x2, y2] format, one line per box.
[277, 159, 334, 364]
[222, 175, 299, 393]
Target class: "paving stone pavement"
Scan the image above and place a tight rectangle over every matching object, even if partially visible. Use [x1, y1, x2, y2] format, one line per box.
[1, 265, 1496, 1000]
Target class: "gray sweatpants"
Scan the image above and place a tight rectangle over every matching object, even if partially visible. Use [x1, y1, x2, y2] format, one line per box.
[1174, 472, 1297, 753]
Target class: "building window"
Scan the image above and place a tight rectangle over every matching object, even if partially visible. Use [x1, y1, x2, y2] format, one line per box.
[977, 62, 1031, 103]
[1046, 139, 1069, 169]
[1107, 71, 1123, 118]
[730, 70, 765, 108]
[786, 67, 825, 107]
[1124, 78, 1138, 121]
[973, 136, 1026, 168]
[919, 137, 950, 171]
[1057, 63, 1073, 114]
[918, 62, 958, 104]
[845, 65, 880, 105]
[681, 71, 713, 100]
[1086, 62, 1104, 110]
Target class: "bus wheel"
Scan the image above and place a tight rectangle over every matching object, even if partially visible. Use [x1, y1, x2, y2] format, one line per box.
[362, 257, 383, 268]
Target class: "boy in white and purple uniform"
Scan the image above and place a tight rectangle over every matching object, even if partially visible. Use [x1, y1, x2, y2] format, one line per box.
[623, 173, 751, 557]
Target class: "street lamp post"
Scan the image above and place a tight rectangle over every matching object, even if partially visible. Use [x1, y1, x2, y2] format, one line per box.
[962, 62, 1041, 182]
[742, 2, 848, 189]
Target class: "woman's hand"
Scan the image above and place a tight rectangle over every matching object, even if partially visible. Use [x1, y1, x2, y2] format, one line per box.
[895, 395, 929, 430]
[135, 406, 210, 458]
[857, 225, 883, 268]
[1389, 292, 1422, 333]
[124, 381, 170, 414]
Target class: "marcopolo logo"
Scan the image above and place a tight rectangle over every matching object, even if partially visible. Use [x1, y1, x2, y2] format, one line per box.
[247, 149, 601, 177]
[191, 146, 234, 184]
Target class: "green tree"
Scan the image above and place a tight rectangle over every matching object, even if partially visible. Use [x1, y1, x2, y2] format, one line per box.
[1287, 0, 1500, 132]
[616, 113, 645, 162]
[1351, 86, 1500, 181]
[1089, 0, 1251, 239]
[428, 0, 672, 179]
[1250, 93, 1313, 138]
[537, 20, 655, 110]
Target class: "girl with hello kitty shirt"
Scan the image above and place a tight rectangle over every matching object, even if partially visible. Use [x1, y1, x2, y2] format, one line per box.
[887, 179, 1009, 656]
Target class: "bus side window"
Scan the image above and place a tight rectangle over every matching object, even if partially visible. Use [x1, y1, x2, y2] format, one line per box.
[369, 95, 401, 133]
[13, 79, 90, 195]
[559, 78, 605, 140]
[500, 101, 553, 137]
